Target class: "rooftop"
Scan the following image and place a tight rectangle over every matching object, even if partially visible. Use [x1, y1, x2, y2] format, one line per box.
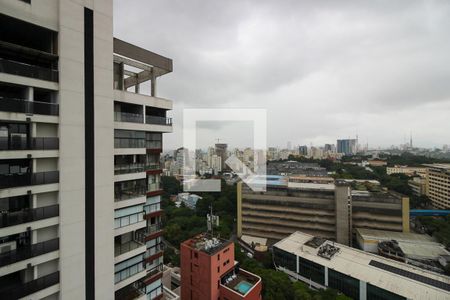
[220, 266, 261, 297]
[274, 231, 450, 299]
[356, 228, 437, 244]
[183, 233, 232, 255]
[422, 164, 450, 172]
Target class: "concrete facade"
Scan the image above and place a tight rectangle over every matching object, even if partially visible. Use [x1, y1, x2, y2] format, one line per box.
[0, 1, 172, 299]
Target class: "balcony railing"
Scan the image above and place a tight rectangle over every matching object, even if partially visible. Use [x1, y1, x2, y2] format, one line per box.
[115, 186, 147, 202]
[146, 163, 161, 170]
[0, 238, 59, 267]
[115, 240, 145, 257]
[145, 115, 172, 126]
[115, 138, 146, 149]
[114, 163, 145, 175]
[148, 182, 161, 192]
[0, 171, 59, 189]
[114, 212, 144, 229]
[0, 58, 58, 82]
[145, 141, 162, 149]
[0, 271, 59, 299]
[136, 223, 163, 242]
[143, 203, 161, 215]
[0, 204, 59, 228]
[0, 97, 59, 116]
[147, 263, 164, 278]
[114, 111, 144, 123]
[115, 280, 146, 300]
[145, 243, 164, 258]
[0, 137, 59, 151]
[115, 260, 145, 284]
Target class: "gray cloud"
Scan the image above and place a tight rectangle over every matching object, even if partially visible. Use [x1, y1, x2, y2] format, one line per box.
[114, 0, 450, 149]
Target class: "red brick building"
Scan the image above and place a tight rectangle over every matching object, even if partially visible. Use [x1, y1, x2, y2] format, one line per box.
[181, 233, 262, 300]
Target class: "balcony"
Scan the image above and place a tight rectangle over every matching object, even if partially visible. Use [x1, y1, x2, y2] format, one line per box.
[0, 58, 58, 82]
[115, 240, 145, 257]
[0, 238, 59, 267]
[143, 203, 161, 215]
[114, 111, 144, 124]
[115, 280, 146, 300]
[115, 261, 145, 284]
[0, 171, 59, 189]
[115, 186, 147, 202]
[0, 204, 59, 228]
[115, 212, 145, 229]
[148, 182, 161, 192]
[0, 137, 59, 151]
[145, 115, 172, 126]
[144, 243, 164, 260]
[146, 141, 162, 150]
[0, 97, 59, 116]
[0, 271, 59, 299]
[115, 163, 146, 175]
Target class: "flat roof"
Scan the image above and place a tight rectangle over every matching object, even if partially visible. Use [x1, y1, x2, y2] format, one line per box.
[422, 164, 450, 172]
[274, 231, 450, 299]
[183, 233, 232, 255]
[356, 228, 436, 244]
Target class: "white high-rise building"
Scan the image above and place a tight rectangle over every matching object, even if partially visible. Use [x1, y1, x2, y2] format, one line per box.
[0, 1, 173, 299]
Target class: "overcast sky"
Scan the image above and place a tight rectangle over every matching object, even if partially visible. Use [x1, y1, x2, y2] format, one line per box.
[114, 0, 450, 150]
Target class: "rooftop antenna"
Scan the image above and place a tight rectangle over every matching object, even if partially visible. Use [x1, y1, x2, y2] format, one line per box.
[209, 204, 214, 237]
[410, 131, 413, 148]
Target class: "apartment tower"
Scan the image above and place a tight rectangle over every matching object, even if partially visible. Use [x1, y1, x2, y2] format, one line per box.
[0, 1, 172, 299]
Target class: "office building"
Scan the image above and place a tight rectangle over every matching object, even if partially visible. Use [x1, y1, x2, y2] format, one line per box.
[298, 145, 308, 156]
[423, 164, 450, 209]
[273, 231, 450, 300]
[237, 177, 410, 246]
[0, 1, 172, 299]
[267, 161, 328, 177]
[337, 139, 357, 155]
[215, 143, 228, 171]
[408, 176, 427, 196]
[386, 165, 427, 177]
[180, 233, 262, 300]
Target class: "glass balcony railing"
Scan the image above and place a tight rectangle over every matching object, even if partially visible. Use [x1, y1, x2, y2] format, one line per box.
[114, 138, 146, 149]
[0, 238, 59, 267]
[143, 203, 161, 215]
[145, 163, 161, 170]
[145, 243, 164, 258]
[145, 115, 172, 126]
[0, 271, 59, 299]
[114, 163, 146, 175]
[114, 212, 144, 229]
[0, 97, 59, 116]
[0, 137, 59, 151]
[0, 204, 59, 228]
[148, 182, 161, 192]
[145, 141, 162, 149]
[114, 111, 144, 123]
[147, 263, 164, 278]
[115, 261, 145, 284]
[115, 186, 147, 202]
[115, 280, 146, 300]
[115, 240, 145, 257]
[0, 58, 58, 82]
[0, 171, 59, 189]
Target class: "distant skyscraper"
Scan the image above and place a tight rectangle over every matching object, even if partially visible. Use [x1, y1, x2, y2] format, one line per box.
[287, 141, 292, 150]
[215, 143, 228, 170]
[298, 145, 308, 156]
[337, 139, 357, 155]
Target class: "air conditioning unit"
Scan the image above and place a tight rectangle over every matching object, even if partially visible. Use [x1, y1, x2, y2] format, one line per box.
[0, 241, 17, 254]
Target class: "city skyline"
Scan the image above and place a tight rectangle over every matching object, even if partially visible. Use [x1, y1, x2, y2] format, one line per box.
[115, 0, 450, 150]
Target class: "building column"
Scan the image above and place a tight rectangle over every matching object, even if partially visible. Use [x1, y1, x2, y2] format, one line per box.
[324, 266, 328, 286]
[359, 280, 367, 300]
[151, 70, 157, 97]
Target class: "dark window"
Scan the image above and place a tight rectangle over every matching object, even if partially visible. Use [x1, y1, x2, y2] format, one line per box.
[298, 256, 325, 285]
[273, 246, 296, 272]
[194, 252, 198, 258]
[367, 283, 406, 300]
[218, 254, 220, 260]
[328, 269, 360, 300]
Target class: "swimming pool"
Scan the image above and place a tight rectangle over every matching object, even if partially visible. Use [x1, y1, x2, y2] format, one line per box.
[234, 281, 253, 295]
